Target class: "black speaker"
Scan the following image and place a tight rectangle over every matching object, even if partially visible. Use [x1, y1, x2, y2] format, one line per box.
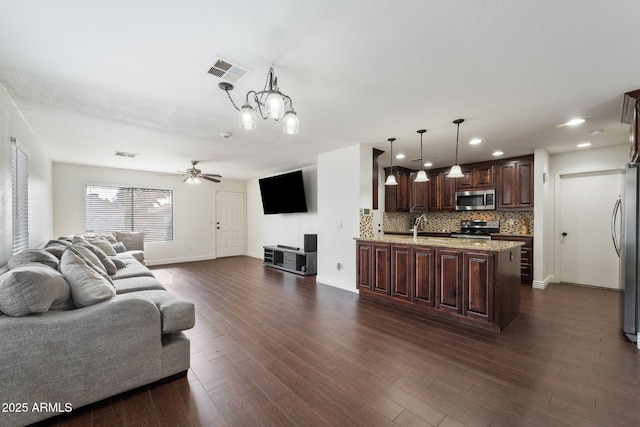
[304, 234, 317, 252]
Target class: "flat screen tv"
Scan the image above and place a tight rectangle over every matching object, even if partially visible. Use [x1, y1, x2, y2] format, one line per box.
[259, 170, 308, 215]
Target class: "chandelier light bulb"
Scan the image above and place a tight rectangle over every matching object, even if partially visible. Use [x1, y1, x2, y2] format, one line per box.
[282, 110, 299, 135]
[265, 92, 286, 120]
[239, 104, 256, 129]
[385, 174, 398, 186]
[415, 170, 429, 182]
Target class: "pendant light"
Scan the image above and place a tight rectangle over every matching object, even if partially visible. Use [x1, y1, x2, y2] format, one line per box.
[446, 118, 465, 179]
[414, 129, 429, 182]
[385, 138, 398, 186]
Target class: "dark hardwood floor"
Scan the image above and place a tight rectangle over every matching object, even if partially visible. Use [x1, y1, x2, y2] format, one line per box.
[37, 256, 640, 426]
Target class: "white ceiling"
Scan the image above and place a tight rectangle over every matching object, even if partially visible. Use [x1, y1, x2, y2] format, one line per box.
[0, 1, 638, 180]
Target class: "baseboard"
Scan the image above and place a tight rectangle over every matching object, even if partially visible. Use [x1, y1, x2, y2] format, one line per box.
[532, 275, 555, 289]
[315, 275, 358, 293]
[146, 255, 216, 266]
[246, 251, 264, 260]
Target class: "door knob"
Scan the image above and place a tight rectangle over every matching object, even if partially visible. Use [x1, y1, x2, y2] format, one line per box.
[562, 232, 567, 237]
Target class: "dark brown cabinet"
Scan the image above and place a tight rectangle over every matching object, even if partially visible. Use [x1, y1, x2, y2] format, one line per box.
[412, 247, 435, 307]
[384, 167, 412, 212]
[492, 235, 533, 284]
[410, 172, 428, 212]
[497, 155, 534, 209]
[463, 251, 494, 320]
[357, 242, 391, 293]
[456, 162, 495, 191]
[391, 245, 412, 300]
[427, 169, 456, 212]
[435, 249, 463, 313]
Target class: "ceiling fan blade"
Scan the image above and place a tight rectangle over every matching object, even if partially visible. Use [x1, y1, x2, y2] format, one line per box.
[203, 173, 222, 178]
[202, 176, 221, 183]
[182, 176, 190, 182]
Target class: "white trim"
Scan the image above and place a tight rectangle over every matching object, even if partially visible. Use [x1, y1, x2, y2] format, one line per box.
[532, 275, 556, 289]
[146, 254, 215, 266]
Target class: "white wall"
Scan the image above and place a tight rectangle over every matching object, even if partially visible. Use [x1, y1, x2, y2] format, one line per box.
[246, 165, 318, 258]
[316, 144, 370, 292]
[52, 162, 245, 265]
[0, 84, 53, 264]
[533, 149, 552, 289]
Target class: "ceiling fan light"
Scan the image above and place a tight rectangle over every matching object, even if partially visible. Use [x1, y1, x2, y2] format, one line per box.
[239, 104, 256, 129]
[265, 91, 285, 120]
[282, 110, 299, 135]
[447, 164, 464, 178]
[385, 174, 398, 186]
[186, 176, 202, 185]
[414, 170, 429, 182]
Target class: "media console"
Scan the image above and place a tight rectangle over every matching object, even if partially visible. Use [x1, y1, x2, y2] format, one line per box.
[263, 245, 317, 276]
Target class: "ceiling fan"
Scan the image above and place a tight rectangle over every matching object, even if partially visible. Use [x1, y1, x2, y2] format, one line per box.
[165, 161, 222, 184]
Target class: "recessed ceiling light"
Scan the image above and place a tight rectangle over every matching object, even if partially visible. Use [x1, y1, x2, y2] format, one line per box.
[396, 153, 405, 159]
[424, 162, 433, 167]
[590, 129, 604, 136]
[566, 118, 585, 126]
[114, 151, 137, 158]
[492, 150, 504, 157]
[577, 142, 591, 148]
[469, 138, 482, 145]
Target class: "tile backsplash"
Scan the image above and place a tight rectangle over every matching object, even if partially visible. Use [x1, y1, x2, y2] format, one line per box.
[383, 210, 534, 235]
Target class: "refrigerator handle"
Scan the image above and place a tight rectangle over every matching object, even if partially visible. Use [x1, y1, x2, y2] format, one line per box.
[612, 195, 621, 258]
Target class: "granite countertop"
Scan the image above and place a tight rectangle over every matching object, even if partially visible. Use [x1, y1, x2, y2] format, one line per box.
[356, 235, 524, 252]
[385, 231, 534, 238]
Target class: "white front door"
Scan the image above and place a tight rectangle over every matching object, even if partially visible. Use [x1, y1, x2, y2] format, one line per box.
[216, 191, 246, 257]
[557, 169, 623, 289]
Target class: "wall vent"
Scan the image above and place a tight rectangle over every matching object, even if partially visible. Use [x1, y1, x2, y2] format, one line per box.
[207, 59, 249, 84]
[114, 151, 137, 158]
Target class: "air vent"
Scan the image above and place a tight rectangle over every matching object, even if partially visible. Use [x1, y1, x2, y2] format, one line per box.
[207, 59, 249, 84]
[114, 151, 137, 158]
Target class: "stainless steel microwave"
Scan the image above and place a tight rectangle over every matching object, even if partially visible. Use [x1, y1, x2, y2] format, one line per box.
[455, 189, 496, 211]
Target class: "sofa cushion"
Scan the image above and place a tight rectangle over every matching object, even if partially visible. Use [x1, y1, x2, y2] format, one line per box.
[112, 242, 127, 253]
[118, 290, 194, 334]
[8, 249, 60, 270]
[44, 244, 68, 260]
[111, 258, 127, 269]
[114, 231, 145, 251]
[84, 232, 117, 244]
[110, 264, 155, 280]
[113, 276, 166, 294]
[59, 248, 115, 308]
[0, 265, 74, 316]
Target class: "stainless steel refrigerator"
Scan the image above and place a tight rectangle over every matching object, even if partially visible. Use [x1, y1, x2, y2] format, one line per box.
[613, 163, 640, 346]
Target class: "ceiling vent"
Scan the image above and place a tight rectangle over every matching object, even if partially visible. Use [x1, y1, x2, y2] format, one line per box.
[114, 151, 137, 158]
[207, 59, 249, 84]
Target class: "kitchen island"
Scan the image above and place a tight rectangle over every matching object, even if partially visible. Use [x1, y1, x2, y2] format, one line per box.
[356, 235, 524, 332]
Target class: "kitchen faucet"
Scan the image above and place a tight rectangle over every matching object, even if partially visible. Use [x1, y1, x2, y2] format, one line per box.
[411, 214, 427, 241]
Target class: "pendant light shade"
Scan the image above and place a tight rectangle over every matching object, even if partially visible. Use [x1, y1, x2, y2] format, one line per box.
[385, 137, 398, 186]
[282, 110, 299, 135]
[447, 119, 465, 179]
[239, 104, 257, 130]
[414, 129, 429, 182]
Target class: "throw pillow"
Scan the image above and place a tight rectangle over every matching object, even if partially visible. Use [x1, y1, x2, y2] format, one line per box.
[66, 246, 114, 285]
[73, 242, 117, 275]
[59, 248, 115, 308]
[0, 265, 74, 316]
[44, 244, 67, 260]
[111, 242, 127, 253]
[8, 249, 60, 270]
[110, 258, 127, 269]
[114, 231, 145, 251]
[86, 236, 117, 256]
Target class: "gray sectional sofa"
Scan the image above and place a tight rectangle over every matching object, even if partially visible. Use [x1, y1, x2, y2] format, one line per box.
[0, 232, 194, 426]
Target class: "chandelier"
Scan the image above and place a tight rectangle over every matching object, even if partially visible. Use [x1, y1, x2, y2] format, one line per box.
[218, 67, 299, 135]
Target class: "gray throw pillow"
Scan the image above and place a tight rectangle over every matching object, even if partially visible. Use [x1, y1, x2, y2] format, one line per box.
[110, 258, 127, 269]
[111, 242, 127, 253]
[8, 249, 60, 270]
[59, 249, 115, 308]
[45, 244, 67, 260]
[86, 236, 117, 256]
[0, 265, 74, 316]
[74, 242, 117, 275]
[66, 246, 114, 285]
[114, 231, 145, 251]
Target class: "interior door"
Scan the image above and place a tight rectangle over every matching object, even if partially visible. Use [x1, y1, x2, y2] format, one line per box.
[557, 170, 623, 288]
[216, 191, 246, 258]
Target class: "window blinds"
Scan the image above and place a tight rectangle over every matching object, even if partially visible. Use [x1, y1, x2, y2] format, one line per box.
[85, 185, 173, 242]
[11, 142, 29, 254]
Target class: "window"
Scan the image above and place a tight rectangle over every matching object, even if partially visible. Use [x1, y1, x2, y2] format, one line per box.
[11, 139, 29, 254]
[85, 185, 173, 242]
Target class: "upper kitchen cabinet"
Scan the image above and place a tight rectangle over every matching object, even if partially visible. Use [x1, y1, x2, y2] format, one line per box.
[427, 168, 455, 212]
[456, 162, 495, 191]
[384, 167, 412, 212]
[622, 89, 640, 163]
[410, 171, 428, 212]
[497, 155, 534, 210]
